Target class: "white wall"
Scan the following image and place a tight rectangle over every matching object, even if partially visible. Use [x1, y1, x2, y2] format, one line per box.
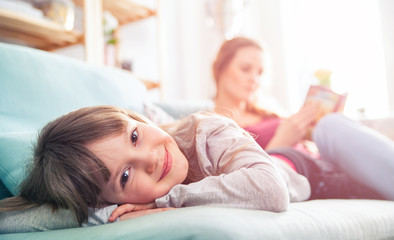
[379, 0, 394, 114]
[158, 0, 215, 101]
[160, 0, 393, 118]
[54, 0, 394, 118]
[279, 0, 392, 118]
[157, 0, 291, 111]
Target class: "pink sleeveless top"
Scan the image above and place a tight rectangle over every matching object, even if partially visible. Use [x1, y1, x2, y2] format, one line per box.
[244, 117, 298, 171]
[244, 117, 319, 164]
[243, 117, 281, 149]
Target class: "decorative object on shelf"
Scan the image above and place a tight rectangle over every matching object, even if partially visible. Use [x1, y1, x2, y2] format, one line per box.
[103, 11, 118, 67]
[0, 0, 44, 18]
[121, 59, 133, 72]
[31, 0, 75, 30]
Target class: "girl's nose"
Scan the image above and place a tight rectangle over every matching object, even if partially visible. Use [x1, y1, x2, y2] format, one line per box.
[145, 159, 156, 173]
[140, 148, 158, 174]
[138, 128, 167, 174]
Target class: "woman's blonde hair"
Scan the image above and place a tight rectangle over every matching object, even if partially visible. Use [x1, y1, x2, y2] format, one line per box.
[0, 105, 150, 225]
[212, 37, 277, 119]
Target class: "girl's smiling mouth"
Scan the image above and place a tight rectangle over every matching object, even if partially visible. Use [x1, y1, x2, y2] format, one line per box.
[160, 148, 172, 181]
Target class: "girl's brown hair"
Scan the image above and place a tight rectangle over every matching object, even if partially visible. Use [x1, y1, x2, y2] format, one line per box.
[212, 37, 278, 119]
[0, 105, 149, 225]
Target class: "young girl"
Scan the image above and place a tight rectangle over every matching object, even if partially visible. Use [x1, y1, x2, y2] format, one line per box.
[0, 105, 386, 229]
[212, 37, 394, 201]
[0, 105, 308, 227]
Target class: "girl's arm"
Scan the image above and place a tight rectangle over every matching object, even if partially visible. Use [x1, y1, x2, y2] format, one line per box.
[156, 114, 310, 212]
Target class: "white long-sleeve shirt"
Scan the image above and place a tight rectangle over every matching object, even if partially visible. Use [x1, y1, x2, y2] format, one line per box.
[155, 113, 310, 211]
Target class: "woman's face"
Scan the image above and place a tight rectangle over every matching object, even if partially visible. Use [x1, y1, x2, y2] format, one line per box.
[217, 46, 263, 101]
[86, 116, 189, 205]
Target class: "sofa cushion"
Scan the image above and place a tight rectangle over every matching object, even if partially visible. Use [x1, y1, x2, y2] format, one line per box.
[0, 132, 36, 196]
[0, 43, 149, 195]
[0, 43, 207, 199]
[1, 200, 394, 238]
[0, 42, 148, 133]
[361, 117, 394, 141]
[0, 180, 12, 200]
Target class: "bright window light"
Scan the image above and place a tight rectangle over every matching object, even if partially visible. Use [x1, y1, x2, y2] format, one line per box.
[281, 0, 388, 119]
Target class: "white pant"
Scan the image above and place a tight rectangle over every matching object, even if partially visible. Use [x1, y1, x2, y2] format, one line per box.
[313, 113, 394, 200]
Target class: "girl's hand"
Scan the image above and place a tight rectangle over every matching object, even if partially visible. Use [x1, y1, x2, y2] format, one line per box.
[108, 202, 174, 222]
[118, 207, 174, 221]
[266, 102, 319, 150]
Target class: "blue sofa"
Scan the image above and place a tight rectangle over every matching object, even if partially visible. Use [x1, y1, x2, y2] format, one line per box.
[1, 42, 394, 239]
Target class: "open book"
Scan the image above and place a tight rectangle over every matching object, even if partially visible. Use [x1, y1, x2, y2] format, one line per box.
[304, 85, 348, 122]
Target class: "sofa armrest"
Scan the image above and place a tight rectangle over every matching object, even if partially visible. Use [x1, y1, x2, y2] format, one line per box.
[360, 116, 394, 140]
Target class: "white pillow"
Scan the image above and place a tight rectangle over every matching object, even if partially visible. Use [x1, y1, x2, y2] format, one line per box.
[143, 102, 175, 125]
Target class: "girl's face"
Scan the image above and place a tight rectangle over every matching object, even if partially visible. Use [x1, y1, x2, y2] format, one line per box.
[86, 117, 189, 205]
[217, 46, 263, 101]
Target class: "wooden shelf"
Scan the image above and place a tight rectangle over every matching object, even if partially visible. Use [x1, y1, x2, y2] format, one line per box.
[0, 1, 155, 51]
[74, 0, 156, 25]
[0, 8, 82, 51]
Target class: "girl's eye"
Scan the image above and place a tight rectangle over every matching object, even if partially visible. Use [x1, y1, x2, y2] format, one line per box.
[121, 169, 129, 188]
[131, 129, 138, 145]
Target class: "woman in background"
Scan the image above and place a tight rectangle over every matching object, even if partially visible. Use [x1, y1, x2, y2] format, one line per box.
[212, 36, 394, 200]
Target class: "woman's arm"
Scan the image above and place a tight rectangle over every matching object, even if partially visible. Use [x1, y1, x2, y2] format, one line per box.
[265, 103, 319, 150]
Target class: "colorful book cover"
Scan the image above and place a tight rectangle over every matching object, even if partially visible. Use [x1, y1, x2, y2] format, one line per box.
[304, 85, 348, 122]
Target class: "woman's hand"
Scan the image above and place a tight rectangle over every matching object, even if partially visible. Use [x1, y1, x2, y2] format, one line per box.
[108, 202, 174, 222]
[266, 102, 319, 150]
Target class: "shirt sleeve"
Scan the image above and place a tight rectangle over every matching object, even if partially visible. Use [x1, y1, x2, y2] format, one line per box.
[0, 204, 79, 233]
[83, 204, 119, 226]
[156, 114, 309, 212]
